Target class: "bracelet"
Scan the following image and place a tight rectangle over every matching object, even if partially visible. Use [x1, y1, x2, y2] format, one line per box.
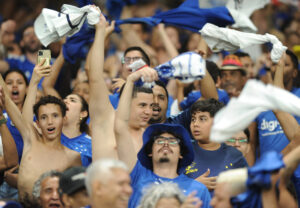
[0, 117, 7, 126]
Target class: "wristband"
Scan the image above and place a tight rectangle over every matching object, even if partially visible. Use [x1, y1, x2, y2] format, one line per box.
[0, 117, 7, 126]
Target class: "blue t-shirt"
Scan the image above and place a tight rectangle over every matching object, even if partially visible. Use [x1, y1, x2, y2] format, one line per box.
[6, 55, 35, 81]
[130, 161, 211, 208]
[255, 87, 300, 154]
[185, 143, 248, 179]
[165, 108, 192, 135]
[180, 89, 229, 110]
[61, 133, 92, 167]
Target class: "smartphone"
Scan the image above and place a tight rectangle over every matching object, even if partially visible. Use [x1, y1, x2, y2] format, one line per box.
[37, 50, 51, 66]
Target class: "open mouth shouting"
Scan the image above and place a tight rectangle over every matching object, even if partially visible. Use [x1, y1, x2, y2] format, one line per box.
[152, 104, 161, 116]
[11, 90, 19, 99]
[47, 127, 56, 134]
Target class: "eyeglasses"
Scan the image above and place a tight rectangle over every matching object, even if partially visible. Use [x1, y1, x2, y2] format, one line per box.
[227, 138, 248, 144]
[154, 136, 180, 146]
[121, 56, 142, 65]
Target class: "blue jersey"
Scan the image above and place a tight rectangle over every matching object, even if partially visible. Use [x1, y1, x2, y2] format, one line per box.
[255, 88, 300, 154]
[61, 133, 92, 167]
[130, 161, 211, 208]
[180, 89, 229, 110]
[185, 143, 248, 179]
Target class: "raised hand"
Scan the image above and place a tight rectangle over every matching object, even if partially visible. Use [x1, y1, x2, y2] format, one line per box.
[105, 20, 115, 38]
[127, 66, 158, 83]
[31, 59, 51, 83]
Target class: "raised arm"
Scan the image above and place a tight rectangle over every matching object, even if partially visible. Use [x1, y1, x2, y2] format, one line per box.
[22, 59, 51, 124]
[0, 77, 31, 144]
[114, 67, 158, 171]
[42, 50, 64, 98]
[157, 24, 179, 59]
[273, 54, 300, 155]
[196, 39, 218, 100]
[89, 12, 117, 159]
[0, 109, 18, 170]
[120, 6, 157, 64]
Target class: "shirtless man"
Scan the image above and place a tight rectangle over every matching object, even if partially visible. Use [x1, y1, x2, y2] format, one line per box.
[88, 12, 153, 159]
[0, 60, 81, 202]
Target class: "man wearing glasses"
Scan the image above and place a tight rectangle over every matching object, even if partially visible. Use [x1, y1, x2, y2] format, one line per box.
[109, 46, 151, 109]
[115, 121, 211, 208]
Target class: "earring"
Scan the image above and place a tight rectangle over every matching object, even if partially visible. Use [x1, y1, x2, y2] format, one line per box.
[80, 117, 83, 121]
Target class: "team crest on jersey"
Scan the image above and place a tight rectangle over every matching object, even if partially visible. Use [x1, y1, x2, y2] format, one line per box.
[185, 162, 198, 174]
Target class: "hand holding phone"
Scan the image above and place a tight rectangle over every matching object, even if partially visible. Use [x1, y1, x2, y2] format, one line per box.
[37, 50, 51, 66]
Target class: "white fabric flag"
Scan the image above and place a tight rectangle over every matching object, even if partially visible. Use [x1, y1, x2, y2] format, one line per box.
[34, 4, 100, 47]
[210, 80, 300, 143]
[226, 0, 270, 32]
[200, 23, 287, 63]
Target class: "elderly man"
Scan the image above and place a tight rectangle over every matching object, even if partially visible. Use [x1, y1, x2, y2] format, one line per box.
[85, 159, 132, 208]
[32, 170, 63, 208]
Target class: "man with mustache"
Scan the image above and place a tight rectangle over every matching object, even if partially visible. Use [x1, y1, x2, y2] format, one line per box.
[115, 67, 211, 208]
[114, 122, 211, 208]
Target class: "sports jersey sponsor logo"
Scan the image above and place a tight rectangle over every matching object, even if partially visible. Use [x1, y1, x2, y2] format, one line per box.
[260, 119, 282, 131]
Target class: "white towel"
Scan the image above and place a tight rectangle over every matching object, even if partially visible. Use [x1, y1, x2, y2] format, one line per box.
[200, 23, 287, 63]
[34, 4, 100, 47]
[210, 80, 300, 143]
[155, 52, 206, 83]
[130, 52, 206, 85]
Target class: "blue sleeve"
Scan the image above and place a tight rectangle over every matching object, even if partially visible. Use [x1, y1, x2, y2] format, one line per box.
[217, 89, 229, 105]
[130, 161, 143, 185]
[165, 108, 191, 133]
[180, 91, 201, 111]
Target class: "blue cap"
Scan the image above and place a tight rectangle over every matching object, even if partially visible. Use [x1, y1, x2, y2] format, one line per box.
[137, 123, 194, 174]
